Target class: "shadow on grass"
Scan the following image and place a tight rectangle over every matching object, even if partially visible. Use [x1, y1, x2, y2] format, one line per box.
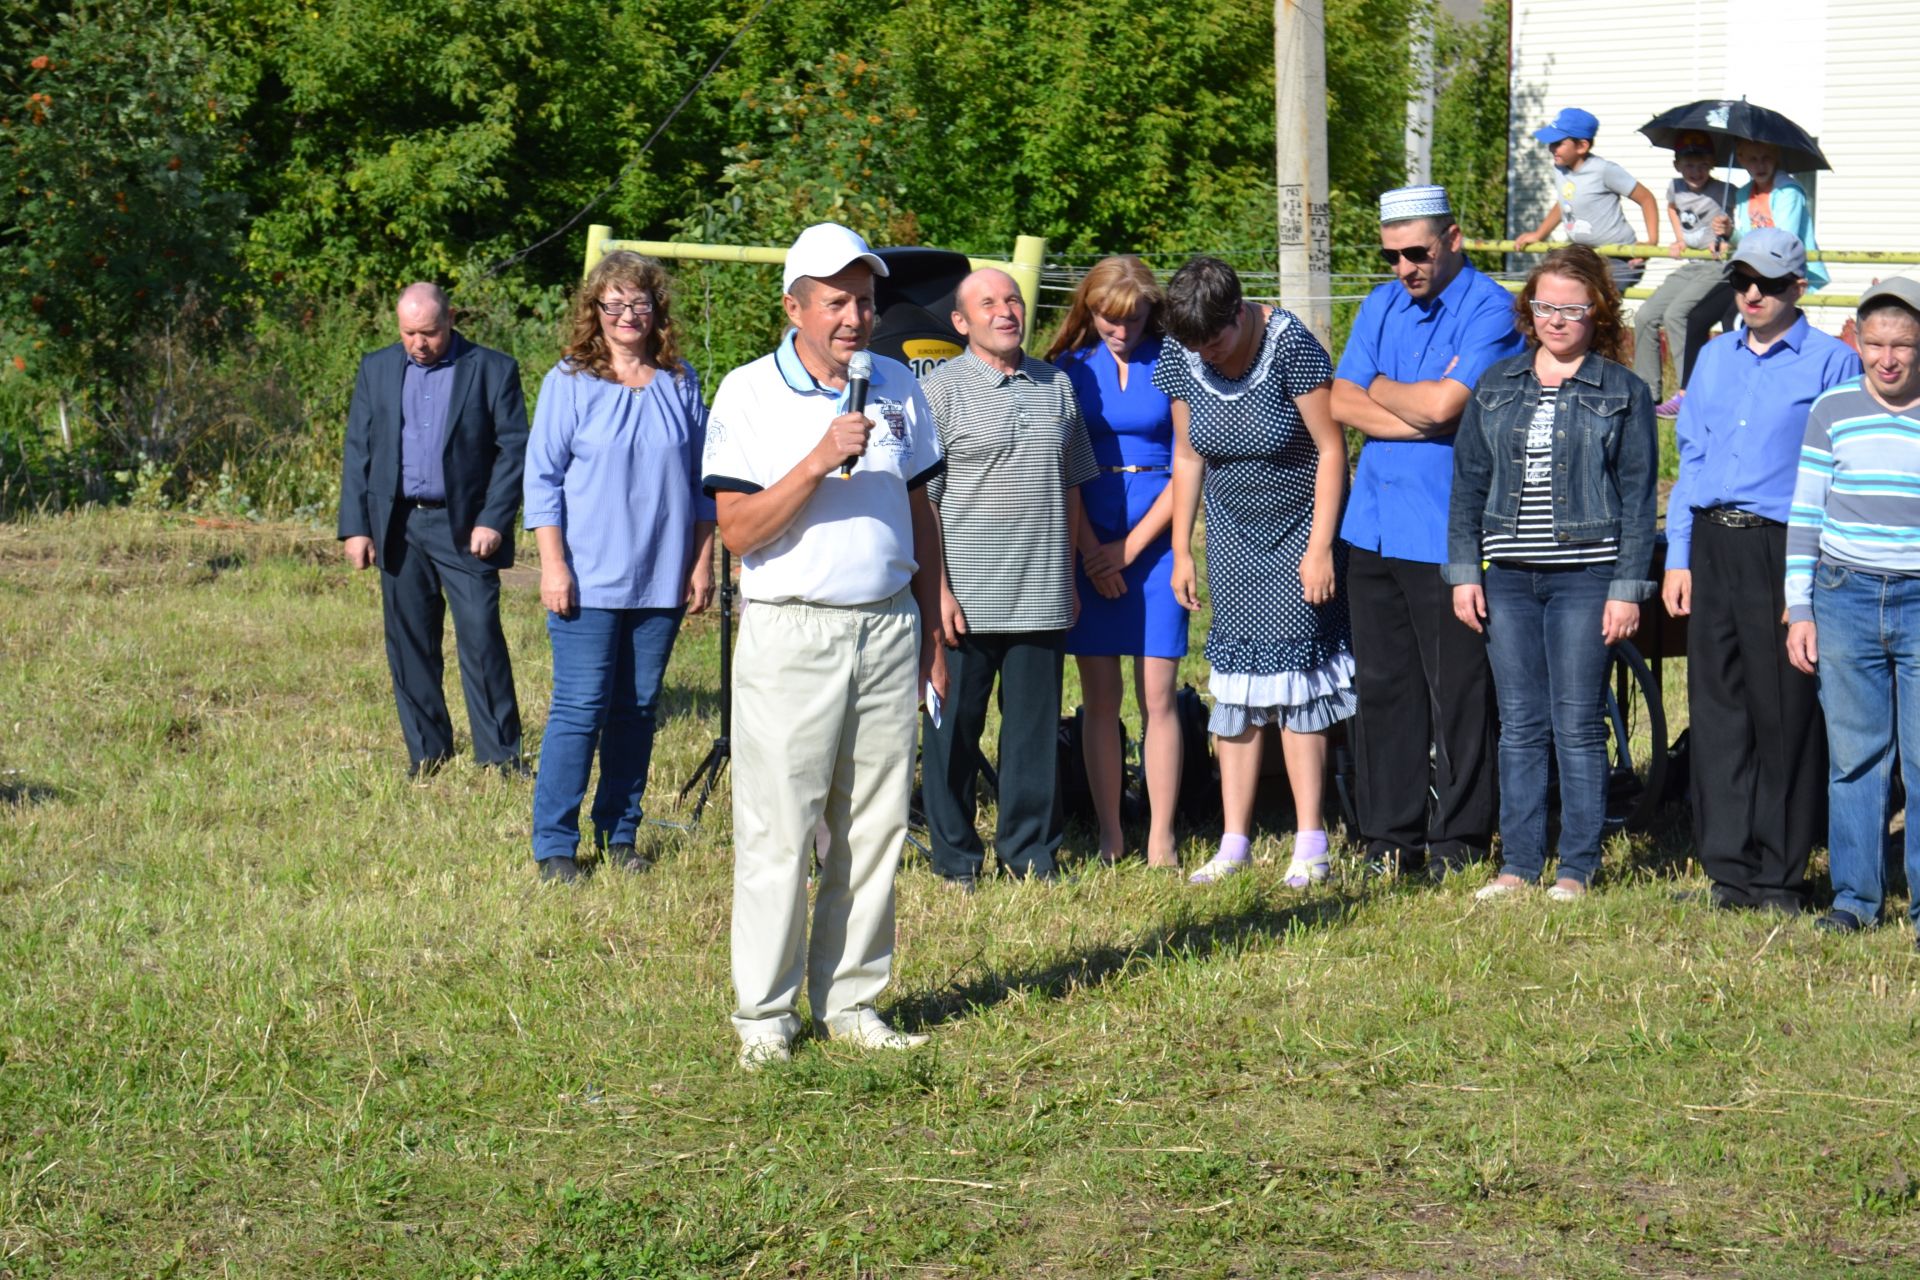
[659, 683, 722, 723]
[1, 774, 66, 806]
[890, 891, 1361, 1033]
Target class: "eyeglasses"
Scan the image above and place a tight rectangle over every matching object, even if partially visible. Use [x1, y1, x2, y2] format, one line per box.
[1730, 271, 1795, 298]
[598, 298, 655, 317]
[1379, 242, 1441, 267]
[1528, 299, 1594, 322]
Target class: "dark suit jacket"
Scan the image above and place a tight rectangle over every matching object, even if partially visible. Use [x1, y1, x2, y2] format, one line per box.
[337, 334, 531, 570]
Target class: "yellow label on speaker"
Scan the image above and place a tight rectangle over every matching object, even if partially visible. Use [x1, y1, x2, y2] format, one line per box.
[901, 338, 962, 379]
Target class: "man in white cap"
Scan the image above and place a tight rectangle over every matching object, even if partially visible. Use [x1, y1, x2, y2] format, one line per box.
[702, 222, 949, 1068]
[1332, 185, 1525, 880]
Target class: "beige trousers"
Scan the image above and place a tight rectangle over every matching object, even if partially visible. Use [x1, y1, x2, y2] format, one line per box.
[729, 589, 920, 1041]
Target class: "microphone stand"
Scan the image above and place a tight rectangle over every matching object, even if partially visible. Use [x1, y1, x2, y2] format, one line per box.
[676, 546, 733, 825]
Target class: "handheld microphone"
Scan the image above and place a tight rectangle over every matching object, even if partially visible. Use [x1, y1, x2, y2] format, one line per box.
[841, 350, 873, 478]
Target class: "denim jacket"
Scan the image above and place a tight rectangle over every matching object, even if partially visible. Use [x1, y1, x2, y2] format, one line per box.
[1443, 349, 1658, 602]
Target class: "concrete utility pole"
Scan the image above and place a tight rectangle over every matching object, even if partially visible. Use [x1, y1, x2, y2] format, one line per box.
[1275, 0, 1333, 346]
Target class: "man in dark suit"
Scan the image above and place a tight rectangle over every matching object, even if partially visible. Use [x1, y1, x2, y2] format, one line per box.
[338, 282, 530, 776]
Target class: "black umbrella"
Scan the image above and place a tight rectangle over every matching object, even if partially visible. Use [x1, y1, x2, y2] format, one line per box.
[1639, 99, 1830, 172]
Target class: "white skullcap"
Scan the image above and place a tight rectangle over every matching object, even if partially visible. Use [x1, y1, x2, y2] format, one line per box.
[1379, 185, 1453, 224]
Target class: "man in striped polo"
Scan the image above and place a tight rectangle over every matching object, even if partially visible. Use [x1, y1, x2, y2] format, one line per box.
[1785, 277, 1920, 942]
[919, 268, 1101, 886]
[1662, 228, 1860, 915]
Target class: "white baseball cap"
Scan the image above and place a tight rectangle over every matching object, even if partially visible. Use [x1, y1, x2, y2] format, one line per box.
[782, 223, 890, 294]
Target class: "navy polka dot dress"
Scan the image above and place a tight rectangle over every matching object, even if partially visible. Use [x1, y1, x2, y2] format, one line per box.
[1154, 308, 1356, 734]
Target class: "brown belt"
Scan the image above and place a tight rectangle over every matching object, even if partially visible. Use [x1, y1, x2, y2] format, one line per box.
[1695, 505, 1781, 529]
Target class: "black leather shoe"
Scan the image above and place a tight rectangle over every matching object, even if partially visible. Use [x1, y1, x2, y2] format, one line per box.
[538, 856, 583, 884]
[485, 758, 533, 779]
[1815, 908, 1871, 934]
[1425, 840, 1486, 882]
[1366, 843, 1423, 880]
[407, 755, 450, 780]
[608, 844, 652, 874]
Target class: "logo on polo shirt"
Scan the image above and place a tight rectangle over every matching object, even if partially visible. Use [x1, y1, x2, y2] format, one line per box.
[871, 400, 911, 454]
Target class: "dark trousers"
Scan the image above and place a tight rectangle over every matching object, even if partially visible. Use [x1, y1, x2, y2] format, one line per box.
[1686, 520, 1824, 910]
[1346, 546, 1498, 858]
[378, 503, 522, 769]
[920, 629, 1065, 879]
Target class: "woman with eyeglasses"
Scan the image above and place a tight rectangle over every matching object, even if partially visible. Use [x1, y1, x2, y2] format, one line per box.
[1445, 245, 1658, 902]
[522, 251, 716, 882]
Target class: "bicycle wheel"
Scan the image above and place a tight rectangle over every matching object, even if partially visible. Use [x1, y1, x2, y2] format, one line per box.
[1603, 639, 1668, 833]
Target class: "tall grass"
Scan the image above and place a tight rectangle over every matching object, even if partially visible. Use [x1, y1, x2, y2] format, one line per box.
[0, 511, 1916, 1278]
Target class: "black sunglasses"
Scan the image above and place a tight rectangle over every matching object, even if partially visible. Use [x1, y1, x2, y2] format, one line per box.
[1730, 270, 1795, 297]
[1379, 243, 1441, 267]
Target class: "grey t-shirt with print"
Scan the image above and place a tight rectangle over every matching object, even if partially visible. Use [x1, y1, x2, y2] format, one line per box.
[1668, 177, 1732, 250]
[1555, 156, 1639, 247]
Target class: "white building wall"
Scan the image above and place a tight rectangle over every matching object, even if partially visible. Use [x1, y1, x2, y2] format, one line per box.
[1507, 0, 1920, 331]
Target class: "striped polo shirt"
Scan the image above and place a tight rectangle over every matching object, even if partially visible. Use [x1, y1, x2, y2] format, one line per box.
[922, 349, 1101, 632]
[1785, 378, 1920, 621]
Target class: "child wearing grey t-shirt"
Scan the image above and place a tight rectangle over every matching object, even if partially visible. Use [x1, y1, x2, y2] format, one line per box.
[1632, 134, 1735, 411]
[1514, 107, 1661, 293]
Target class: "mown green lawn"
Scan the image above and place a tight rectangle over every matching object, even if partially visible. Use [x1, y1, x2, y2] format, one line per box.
[1, 512, 1916, 1279]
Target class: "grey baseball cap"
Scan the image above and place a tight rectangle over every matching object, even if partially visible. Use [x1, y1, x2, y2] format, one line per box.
[1726, 227, 1807, 280]
[1857, 276, 1920, 318]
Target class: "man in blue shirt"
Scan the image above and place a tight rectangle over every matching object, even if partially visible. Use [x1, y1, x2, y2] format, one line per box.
[1333, 185, 1526, 879]
[339, 283, 531, 778]
[1662, 228, 1862, 913]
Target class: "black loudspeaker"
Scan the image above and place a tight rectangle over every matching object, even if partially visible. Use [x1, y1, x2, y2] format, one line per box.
[870, 246, 971, 379]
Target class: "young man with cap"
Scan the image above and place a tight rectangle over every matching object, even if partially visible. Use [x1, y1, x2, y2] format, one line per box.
[1663, 227, 1861, 914]
[1515, 107, 1661, 291]
[702, 222, 949, 1069]
[1785, 277, 1920, 944]
[918, 267, 1101, 886]
[1332, 185, 1526, 879]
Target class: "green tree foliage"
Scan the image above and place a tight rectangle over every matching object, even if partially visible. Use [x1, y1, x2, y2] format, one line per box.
[1433, 0, 1514, 245]
[0, 0, 1510, 513]
[1, 6, 246, 392]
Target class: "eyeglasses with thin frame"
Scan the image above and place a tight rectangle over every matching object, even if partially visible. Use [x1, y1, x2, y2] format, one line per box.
[598, 298, 656, 318]
[1529, 299, 1594, 322]
[1730, 271, 1795, 298]
[1379, 242, 1441, 267]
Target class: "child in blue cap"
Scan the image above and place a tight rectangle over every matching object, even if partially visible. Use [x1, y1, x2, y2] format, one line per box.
[1514, 108, 1661, 291]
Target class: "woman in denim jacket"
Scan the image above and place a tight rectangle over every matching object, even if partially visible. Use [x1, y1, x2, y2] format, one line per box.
[1444, 245, 1658, 902]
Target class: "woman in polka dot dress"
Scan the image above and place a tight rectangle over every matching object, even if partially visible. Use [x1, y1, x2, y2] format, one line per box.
[1159, 257, 1357, 886]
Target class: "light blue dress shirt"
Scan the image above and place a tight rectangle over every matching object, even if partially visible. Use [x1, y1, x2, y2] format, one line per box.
[523, 360, 716, 610]
[1666, 313, 1861, 569]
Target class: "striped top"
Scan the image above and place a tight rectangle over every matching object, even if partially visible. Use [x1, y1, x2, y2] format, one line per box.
[1482, 388, 1620, 566]
[1785, 379, 1920, 622]
[922, 350, 1101, 632]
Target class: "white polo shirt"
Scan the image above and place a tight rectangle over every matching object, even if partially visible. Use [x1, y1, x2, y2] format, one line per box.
[703, 331, 944, 606]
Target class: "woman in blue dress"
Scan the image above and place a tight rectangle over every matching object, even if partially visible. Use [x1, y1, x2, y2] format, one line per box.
[1160, 257, 1356, 887]
[1047, 256, 1189, 868]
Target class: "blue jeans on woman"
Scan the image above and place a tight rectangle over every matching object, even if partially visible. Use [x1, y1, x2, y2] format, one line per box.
[532, 606, 684, 863]
[1810, 562, 1920, 932]
[1484, 563, 1614, 886]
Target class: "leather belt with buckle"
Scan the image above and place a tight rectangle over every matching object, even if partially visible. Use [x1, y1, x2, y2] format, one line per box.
[405, 497, 447, 510]
[1695, 505, 1781, 529]
[1102, 465, 1170, 474]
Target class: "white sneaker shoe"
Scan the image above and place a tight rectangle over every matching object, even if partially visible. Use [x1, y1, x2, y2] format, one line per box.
[737, 1033, 792, 1071]
[818, 1009, 929, 1051]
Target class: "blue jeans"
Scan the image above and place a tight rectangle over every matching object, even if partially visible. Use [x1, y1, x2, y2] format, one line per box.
[531, 606, 683, 862]
[1810, 562, 1920, 930]
[1483, 563, 1614, 885]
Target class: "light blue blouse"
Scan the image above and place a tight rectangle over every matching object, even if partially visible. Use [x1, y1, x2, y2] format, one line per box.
[524, 360, 715, 610]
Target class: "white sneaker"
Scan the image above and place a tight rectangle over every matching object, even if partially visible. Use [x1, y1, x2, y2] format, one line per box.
[1546, 881, 1588, 903]
[818, 1009, 929, 1051]
[1475, 877, 1526, 901]
[737, 1033, 792, 1071]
